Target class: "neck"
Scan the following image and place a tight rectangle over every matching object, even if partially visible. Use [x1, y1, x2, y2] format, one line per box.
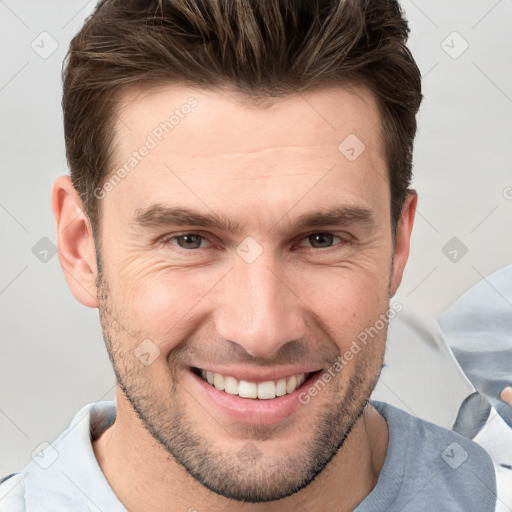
[93, 394, 388, 512]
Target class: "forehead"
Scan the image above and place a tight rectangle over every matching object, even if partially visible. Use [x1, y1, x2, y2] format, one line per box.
[104, 83, 388, 230]
[114, 83, 384, 160]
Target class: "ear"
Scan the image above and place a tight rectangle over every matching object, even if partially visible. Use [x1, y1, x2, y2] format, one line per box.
[389, 190, 417, 297]
[51, 175, 98, 308]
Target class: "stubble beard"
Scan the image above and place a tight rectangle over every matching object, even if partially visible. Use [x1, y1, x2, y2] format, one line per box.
[96, 268, 387, 503]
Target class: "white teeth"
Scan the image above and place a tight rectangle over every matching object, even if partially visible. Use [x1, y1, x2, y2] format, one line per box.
[198, 369, 310, 399]
[275, 378, 287, 396]
[213, 372, 225, 391]
[224, 375, 238, 394]
[286, 375, 297, 394]
[238, 380, 258, 398]
[257, 380, 275, 399]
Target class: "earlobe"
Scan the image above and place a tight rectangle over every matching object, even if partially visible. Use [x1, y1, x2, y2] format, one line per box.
[51, 175, 99, 308]
[389, 191, 417, 297]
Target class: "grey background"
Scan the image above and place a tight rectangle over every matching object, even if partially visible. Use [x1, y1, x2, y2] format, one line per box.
[1, 0, 511, 476]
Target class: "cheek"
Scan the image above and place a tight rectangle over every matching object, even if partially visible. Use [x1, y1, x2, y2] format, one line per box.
[108, 242, 392, 358]
[116, 267, 223, 353]
[297, 265, 391, 348]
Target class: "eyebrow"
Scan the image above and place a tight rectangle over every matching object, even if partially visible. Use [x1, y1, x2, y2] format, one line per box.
[133, 203, 374, 235]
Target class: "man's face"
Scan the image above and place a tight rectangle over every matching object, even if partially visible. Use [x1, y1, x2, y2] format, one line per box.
[93, 84, 411, 502]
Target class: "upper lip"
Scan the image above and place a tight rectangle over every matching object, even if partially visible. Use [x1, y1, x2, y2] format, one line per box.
[191, 366, 322, 383]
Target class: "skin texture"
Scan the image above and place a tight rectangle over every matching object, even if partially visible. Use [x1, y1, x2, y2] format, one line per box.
[52, 84, 416, 512]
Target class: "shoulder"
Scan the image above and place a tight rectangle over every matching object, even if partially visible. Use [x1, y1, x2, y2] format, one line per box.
[0, 401, 118, 512]
[0, 472, 26, 511]
[368, 400, 497, 511]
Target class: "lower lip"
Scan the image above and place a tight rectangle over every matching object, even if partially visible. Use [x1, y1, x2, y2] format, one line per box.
[186, 368, 321, 425]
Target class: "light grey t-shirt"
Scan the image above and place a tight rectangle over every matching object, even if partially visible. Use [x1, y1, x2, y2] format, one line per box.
[0, 400, 497, 511]
[355, 401, 497, 511]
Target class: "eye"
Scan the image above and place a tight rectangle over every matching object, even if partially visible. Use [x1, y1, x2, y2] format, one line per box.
[159, 231, 349, 254]
[299, 233, 344, 249]
[163, 233, 212, 250]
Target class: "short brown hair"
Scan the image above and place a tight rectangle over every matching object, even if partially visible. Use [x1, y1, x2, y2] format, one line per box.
[63, 0, 422, 237]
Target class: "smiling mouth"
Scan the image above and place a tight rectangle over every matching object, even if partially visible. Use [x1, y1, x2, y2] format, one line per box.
[191, 367, 322, 400]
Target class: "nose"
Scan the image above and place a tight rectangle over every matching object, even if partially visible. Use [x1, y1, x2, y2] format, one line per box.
[213, 251, 308, 359]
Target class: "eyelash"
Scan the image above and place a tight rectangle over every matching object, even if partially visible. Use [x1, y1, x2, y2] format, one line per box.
[159, 231, 351, 254]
